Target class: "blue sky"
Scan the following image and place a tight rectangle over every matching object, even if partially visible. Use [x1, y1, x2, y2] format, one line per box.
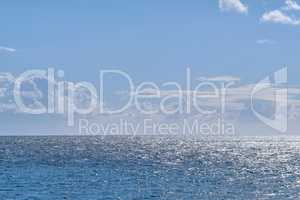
[1, 0, 300, 135]
[1, 0, 300, 82]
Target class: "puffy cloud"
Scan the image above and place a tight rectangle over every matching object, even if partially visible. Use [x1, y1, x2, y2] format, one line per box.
[0, 73, 45, 112]
[261, 10, 300, 26]
[283, 0, 300, 11]
[219, 0, 248, 14]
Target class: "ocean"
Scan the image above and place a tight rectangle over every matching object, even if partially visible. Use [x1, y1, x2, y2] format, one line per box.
[1, 136, 300, 199]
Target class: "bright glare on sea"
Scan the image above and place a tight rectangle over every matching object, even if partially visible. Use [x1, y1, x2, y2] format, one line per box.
[1, 136, 300, 199]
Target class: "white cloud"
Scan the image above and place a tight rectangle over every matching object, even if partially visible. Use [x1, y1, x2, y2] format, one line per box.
[198, 76, 240, 82]
[256, 39, 276, 45]
[260, 10, 300, 26]
[283, 0, 300, 11]
[0, 73, 46, 113]
[0, 46, 16, 53]
[219, 0, 248, 14]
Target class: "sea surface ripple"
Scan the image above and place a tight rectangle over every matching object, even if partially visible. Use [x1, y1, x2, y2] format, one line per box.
[1, 136, 300, 199]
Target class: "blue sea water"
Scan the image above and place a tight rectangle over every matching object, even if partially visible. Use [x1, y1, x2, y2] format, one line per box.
[1, 136, 300, 199]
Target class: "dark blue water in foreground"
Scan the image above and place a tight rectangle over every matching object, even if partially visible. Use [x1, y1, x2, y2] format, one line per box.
[1, 136, 300, 199]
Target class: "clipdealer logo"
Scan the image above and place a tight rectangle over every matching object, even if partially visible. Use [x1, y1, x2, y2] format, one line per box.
[251, 68, 288, 133]
[3, 67, 289, 134]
